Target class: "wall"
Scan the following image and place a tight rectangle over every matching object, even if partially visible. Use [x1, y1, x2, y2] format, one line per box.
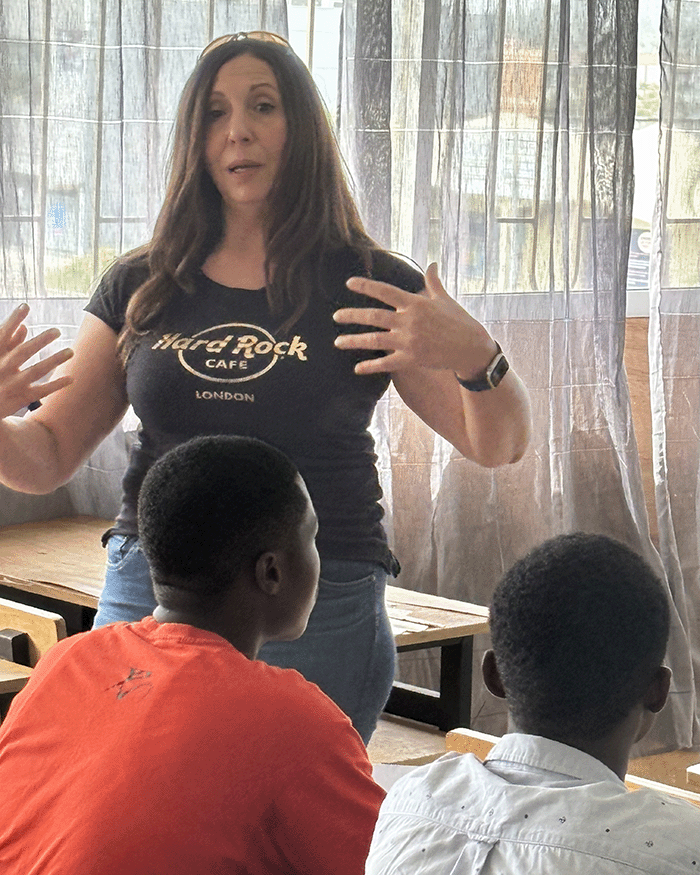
[624, 316, 656, 544]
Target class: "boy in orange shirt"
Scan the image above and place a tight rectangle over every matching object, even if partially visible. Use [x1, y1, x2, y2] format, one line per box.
[0, 435, 384, 874]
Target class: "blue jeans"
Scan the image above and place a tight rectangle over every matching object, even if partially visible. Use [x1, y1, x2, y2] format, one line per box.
[258, 559, 396, 744]
[94, 537, 396, 744]
[93, 536, 157, 626]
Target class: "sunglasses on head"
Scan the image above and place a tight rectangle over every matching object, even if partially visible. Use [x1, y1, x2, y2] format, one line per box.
[199, 31, 292, 60]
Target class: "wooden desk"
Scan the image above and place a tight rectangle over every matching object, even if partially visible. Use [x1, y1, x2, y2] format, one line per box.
[0, 517, 489, 731]
[386, 585, 489, 731]
[0, 516, 107, 609]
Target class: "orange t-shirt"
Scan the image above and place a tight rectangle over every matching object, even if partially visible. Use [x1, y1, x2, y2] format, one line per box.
[0, 617, 385, 874]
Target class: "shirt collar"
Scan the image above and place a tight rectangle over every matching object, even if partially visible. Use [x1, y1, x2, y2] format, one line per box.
[484, 732, 626, 787]
[133, 615, 239, 651]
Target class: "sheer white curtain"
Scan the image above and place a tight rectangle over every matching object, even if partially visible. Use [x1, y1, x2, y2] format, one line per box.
[339, 0, 696, 751]
[648, 0, 700, 749]
[0, 0, 288, 522]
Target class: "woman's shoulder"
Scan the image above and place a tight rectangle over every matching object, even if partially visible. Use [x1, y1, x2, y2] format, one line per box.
[85, 252, 151, 331]
[99, 252, 151, 294]
[368, 249, 425, 293]
[321, 246, 425, 299]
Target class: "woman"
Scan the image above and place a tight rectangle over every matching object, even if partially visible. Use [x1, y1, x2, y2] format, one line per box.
[0, 33, 530, 743]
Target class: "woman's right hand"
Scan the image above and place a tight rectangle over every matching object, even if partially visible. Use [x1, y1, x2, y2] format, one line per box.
[0, 303, 74, 420]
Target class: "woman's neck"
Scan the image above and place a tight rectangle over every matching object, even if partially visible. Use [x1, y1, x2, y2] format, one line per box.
[202, 219, 268, 290]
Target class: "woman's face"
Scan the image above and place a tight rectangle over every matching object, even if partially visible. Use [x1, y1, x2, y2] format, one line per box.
[204, 53, 287, 221]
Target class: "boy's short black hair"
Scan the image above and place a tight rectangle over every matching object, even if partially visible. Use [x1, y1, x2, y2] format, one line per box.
[490, 532, 670, 743]
[137, 435, 308, 607]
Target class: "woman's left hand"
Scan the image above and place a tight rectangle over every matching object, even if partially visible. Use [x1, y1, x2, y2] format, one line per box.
[333, 262, 531, 467]
[333, 263, 497, 379]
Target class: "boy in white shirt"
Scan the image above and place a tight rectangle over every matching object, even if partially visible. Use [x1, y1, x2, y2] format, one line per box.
[367, 532, 699, 875]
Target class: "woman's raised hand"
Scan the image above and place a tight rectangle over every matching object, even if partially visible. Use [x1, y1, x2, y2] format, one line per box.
[332, 262, 497, 378]
[0, 303, 74, 419]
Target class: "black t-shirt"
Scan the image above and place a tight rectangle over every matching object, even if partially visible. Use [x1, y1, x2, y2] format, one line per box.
[85, 249, 424, 573]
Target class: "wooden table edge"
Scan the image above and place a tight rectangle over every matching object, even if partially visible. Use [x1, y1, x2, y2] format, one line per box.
[0, 659, 32, 694]
[0, 575, 99, 610]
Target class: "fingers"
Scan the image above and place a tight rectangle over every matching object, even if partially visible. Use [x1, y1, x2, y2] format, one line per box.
[0, 306, 75, 415]
[336, 265, 449, 376]
[0, 303, 30, 345]
[0, 347, 74, 418]
[333, 306, 395, 329]
[346, 264, 449, 307]
[7, 323, 28, 352]
[334, 331, 396, 353]
[1, 304, 63, 367]
[424, 262, 456, 303]
[424, 262, 449, 297]
[352, 351, 404, 376]
[28, 373, 75, 401]
[19, 347, 74, 385]
[8, 327, 63, 369]
[345, 276, 412, 308]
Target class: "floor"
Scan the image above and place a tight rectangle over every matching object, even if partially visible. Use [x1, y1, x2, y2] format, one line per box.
[368, 714, 700, 791]
[368, 714, 447, 765]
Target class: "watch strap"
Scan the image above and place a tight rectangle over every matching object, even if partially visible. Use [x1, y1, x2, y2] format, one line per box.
[455, 343, 509, 392]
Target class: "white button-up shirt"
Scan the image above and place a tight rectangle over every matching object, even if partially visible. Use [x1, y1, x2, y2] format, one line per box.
[366, 733, 700, 874]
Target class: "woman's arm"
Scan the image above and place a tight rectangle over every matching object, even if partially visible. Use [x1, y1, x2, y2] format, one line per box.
[391, 365, 530, 467]
[333, 263, 531, 467]
[0, 307, 129, 494]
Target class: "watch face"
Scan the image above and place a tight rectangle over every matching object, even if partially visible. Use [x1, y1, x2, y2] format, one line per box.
[487, 353, 509, 388]
[456, 348, 509, 391]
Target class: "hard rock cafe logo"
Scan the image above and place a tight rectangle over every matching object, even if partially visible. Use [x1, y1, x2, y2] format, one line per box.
[151, 323, 307, 384]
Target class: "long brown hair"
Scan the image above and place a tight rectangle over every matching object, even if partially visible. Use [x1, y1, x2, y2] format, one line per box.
[118, 37, 377, 358]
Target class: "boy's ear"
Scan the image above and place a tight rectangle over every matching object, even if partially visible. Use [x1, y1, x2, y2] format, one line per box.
[482, 650, 507, 700]
[254, 552, 282, 596]
[644, 665, 671, 714]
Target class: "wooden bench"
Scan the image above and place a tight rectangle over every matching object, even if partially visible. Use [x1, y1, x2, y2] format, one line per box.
[0, 597, 66, 720]
[447, 727, 700, 808]
[0, 517, 489, 730]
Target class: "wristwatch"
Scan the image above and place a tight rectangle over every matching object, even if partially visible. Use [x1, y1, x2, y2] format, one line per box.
[455, 343, 509, 392]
